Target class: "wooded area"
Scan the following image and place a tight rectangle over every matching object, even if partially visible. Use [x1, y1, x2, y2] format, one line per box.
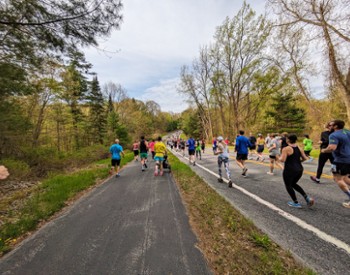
[0, 0, 349, 179]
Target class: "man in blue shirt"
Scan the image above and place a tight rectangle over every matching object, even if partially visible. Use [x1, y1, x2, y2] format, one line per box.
[235, 130, 251, 177]
[321, 120, 350, 208]
[187, 136, 196, 166]
[109, 138, 125, 177]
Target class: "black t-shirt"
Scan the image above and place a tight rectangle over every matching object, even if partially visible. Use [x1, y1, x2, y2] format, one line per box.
[249, 136, 257, 145]
[140, 139, 148, 153]
[320, 130, 331, 149]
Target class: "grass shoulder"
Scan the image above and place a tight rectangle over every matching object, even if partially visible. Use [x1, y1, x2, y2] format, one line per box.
[168, 152, 315, 275]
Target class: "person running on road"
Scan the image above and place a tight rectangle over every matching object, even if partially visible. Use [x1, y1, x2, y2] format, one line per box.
[235, 130, 251, 177]
[215, 136, 233, 187]
[279, 134, 314, 208]
[148, 139, 155, 160]
[139, 136, 149, 172]
[187, 136, 196, 166]
[303, 134, 314, 163]
[109, 139, 125, 177]
[154, 136, 167, 176]
[280, 132, 288, 150]
[321, 120, 350, 208]
[195, 139, 202, 160]
[248, 133, 258, 160]
[201, 138, 206, 153]
[212, 137, 217, 154]
[256, 133, 265, 162]
[310, 122, 334, 184]
[132, 140, 139, 161]
[267, 133, 283, 175]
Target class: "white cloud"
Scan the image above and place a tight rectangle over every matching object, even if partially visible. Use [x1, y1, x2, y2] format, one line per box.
[84, 0, 266, 113]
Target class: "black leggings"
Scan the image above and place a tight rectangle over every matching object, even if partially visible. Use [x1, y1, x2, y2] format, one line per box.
[316, 152, 334, 179]
[283, 170, 306, 202]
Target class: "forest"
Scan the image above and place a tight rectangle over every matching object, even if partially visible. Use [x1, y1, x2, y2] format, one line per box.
[0, 0, 349, 181]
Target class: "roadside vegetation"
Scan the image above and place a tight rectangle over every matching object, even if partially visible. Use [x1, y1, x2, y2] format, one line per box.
[168, 153, 315, 275]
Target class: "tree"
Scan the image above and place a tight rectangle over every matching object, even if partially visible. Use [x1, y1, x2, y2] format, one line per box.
[265, 91, 307, 134]
[87, 76, 106, 144]
[268, 0, 350, 123]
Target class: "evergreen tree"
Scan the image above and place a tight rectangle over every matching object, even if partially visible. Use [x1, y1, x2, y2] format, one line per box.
[265, 91, 306, 134]
[87, 76, 106, 144]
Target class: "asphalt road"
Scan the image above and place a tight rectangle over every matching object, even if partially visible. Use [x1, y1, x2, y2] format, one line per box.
[173, 148, 350, 275]
[0, 160, 212, 275]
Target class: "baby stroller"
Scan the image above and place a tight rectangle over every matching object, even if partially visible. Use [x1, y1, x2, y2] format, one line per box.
[162, 155, 171, 173]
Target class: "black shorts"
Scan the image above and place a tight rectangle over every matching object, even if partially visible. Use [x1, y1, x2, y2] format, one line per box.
[257, 145, 264, 153]
[111, 159, 121, 167]
[133, 150, 139, 156]
[269, 155, 277, 159]
[333, 162, 350, 176]
[188, 149, 195, 155]
[249, 145, 256, 150]
[236, 154, 247, 160]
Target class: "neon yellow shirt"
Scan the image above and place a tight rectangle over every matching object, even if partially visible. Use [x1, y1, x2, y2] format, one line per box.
[154, 141, 166, 157]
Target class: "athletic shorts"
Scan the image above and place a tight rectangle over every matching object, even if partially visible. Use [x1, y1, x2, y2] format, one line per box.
[154, 156, 164, 162]
[269, 155, 277, 159]
[133, 150, 139, 156]
[140, 152, 148, 159]
[257, 145, 264, 153]
[333, 162, 350, 176]
[236, 154, 247, 160]
[250, 145, 256, 150]
[111, 159, 121, 167]
[188, 149, 195, 155]
[304, 150, 311, 156]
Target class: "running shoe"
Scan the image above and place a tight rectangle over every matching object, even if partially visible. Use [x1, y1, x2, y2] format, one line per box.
[217, 178, 223, 183]
[342, 200, 350, 208]
[193, 162, 196, 166]
[115, 173, 120, 178]
[266, 172, 274, 175]
[154, 171, 158, 176]
[142, 167, 145, 172]
[242, 167, 248, 176]
[144, 163, 148, 168]
[287, 201, 302, 208]
[310, 176, 320, 184]
[261, 157, 265, 162]
[305, 196, 314, 207]
[228, 180, 232, 188]
[256, 157, 260, 161]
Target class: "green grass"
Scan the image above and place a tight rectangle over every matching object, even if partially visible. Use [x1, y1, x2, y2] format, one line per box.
[0, 152, 134, 255]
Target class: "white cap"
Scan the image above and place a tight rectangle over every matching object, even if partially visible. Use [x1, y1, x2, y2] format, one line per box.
[217, 136, 224, 141]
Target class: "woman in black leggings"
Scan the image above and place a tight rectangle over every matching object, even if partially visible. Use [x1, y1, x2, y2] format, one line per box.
[279, 134, 315, 208]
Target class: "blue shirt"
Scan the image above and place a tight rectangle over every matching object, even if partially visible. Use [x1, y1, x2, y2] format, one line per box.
[235, 135, 251, 154]
[329, 129, 350, 164]
[187, 138, 195, 150]
[110, 144, 123, 160]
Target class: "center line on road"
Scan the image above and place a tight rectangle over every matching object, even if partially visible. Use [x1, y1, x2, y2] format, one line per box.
[172, 151, 350, 255]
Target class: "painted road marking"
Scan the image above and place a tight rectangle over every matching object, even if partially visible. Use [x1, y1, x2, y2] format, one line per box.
[172, 150, 350, 255]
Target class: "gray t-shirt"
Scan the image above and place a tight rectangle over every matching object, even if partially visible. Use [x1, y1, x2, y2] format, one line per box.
[269, 138, 280, 156]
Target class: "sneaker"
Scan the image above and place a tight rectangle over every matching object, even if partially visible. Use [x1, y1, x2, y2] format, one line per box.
[160, 171, 164, 176]
[242, 167, 248, 176]
[228, 180, 232, 188]
[310, 176, 320, 184]
[142, 168, 145, 172]
[305, 196, 314, 207]
[154, 171, 158, 176]
[144, 163, 148, 168]
[287, 201, 302, 208]
[218, 178, 223, 183]
[342, 200, 350, 208]
[256, 157, 260, 161]
[267, 172, 274, 175]
[193, 162, 196, 166]
[261, 157, 265, 162]
[115, 173, 120, 178]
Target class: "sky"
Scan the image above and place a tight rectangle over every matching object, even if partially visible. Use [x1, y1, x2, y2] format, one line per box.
[84, 1, 268, 113]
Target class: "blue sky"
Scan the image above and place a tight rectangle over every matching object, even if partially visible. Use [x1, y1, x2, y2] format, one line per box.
[83, 1, 298, 113]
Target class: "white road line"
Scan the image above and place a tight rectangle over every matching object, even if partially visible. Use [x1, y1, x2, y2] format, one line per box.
[172, 150, 350, 255]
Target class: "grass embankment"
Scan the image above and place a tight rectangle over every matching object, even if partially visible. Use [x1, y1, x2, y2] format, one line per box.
[0, 152, 134, 255]
[168, 153, 314, 275]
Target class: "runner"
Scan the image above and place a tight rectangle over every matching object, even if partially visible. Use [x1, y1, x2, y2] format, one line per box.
[201, 138, 206, 153]
[248, 133, 257, 160]
[267, 133, 283, 175]
[179, 139, 186, 157]
[195, 139, 202, 160]
[139, 136, 149, 172]
[148, 139, 155, 160]
[154, 136, 167, 176]
[279, 134, 314, 208]
[187, 136, 196, 166]
[321, 120, 350, 208]
[303, 134, 314, 163]
[280, 132, 289, 150]
[109, 138, 125, 177]
[256, 133, 265, 162]
[132, 140, 139, 161]
[235, 130, 251, 177]
[310, 122, 334, 184]
[212, 137, 217, 154]
[215, 136, 232, 187]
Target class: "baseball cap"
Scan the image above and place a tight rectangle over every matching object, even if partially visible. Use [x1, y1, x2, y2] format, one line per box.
[217, 136, 224, 141]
